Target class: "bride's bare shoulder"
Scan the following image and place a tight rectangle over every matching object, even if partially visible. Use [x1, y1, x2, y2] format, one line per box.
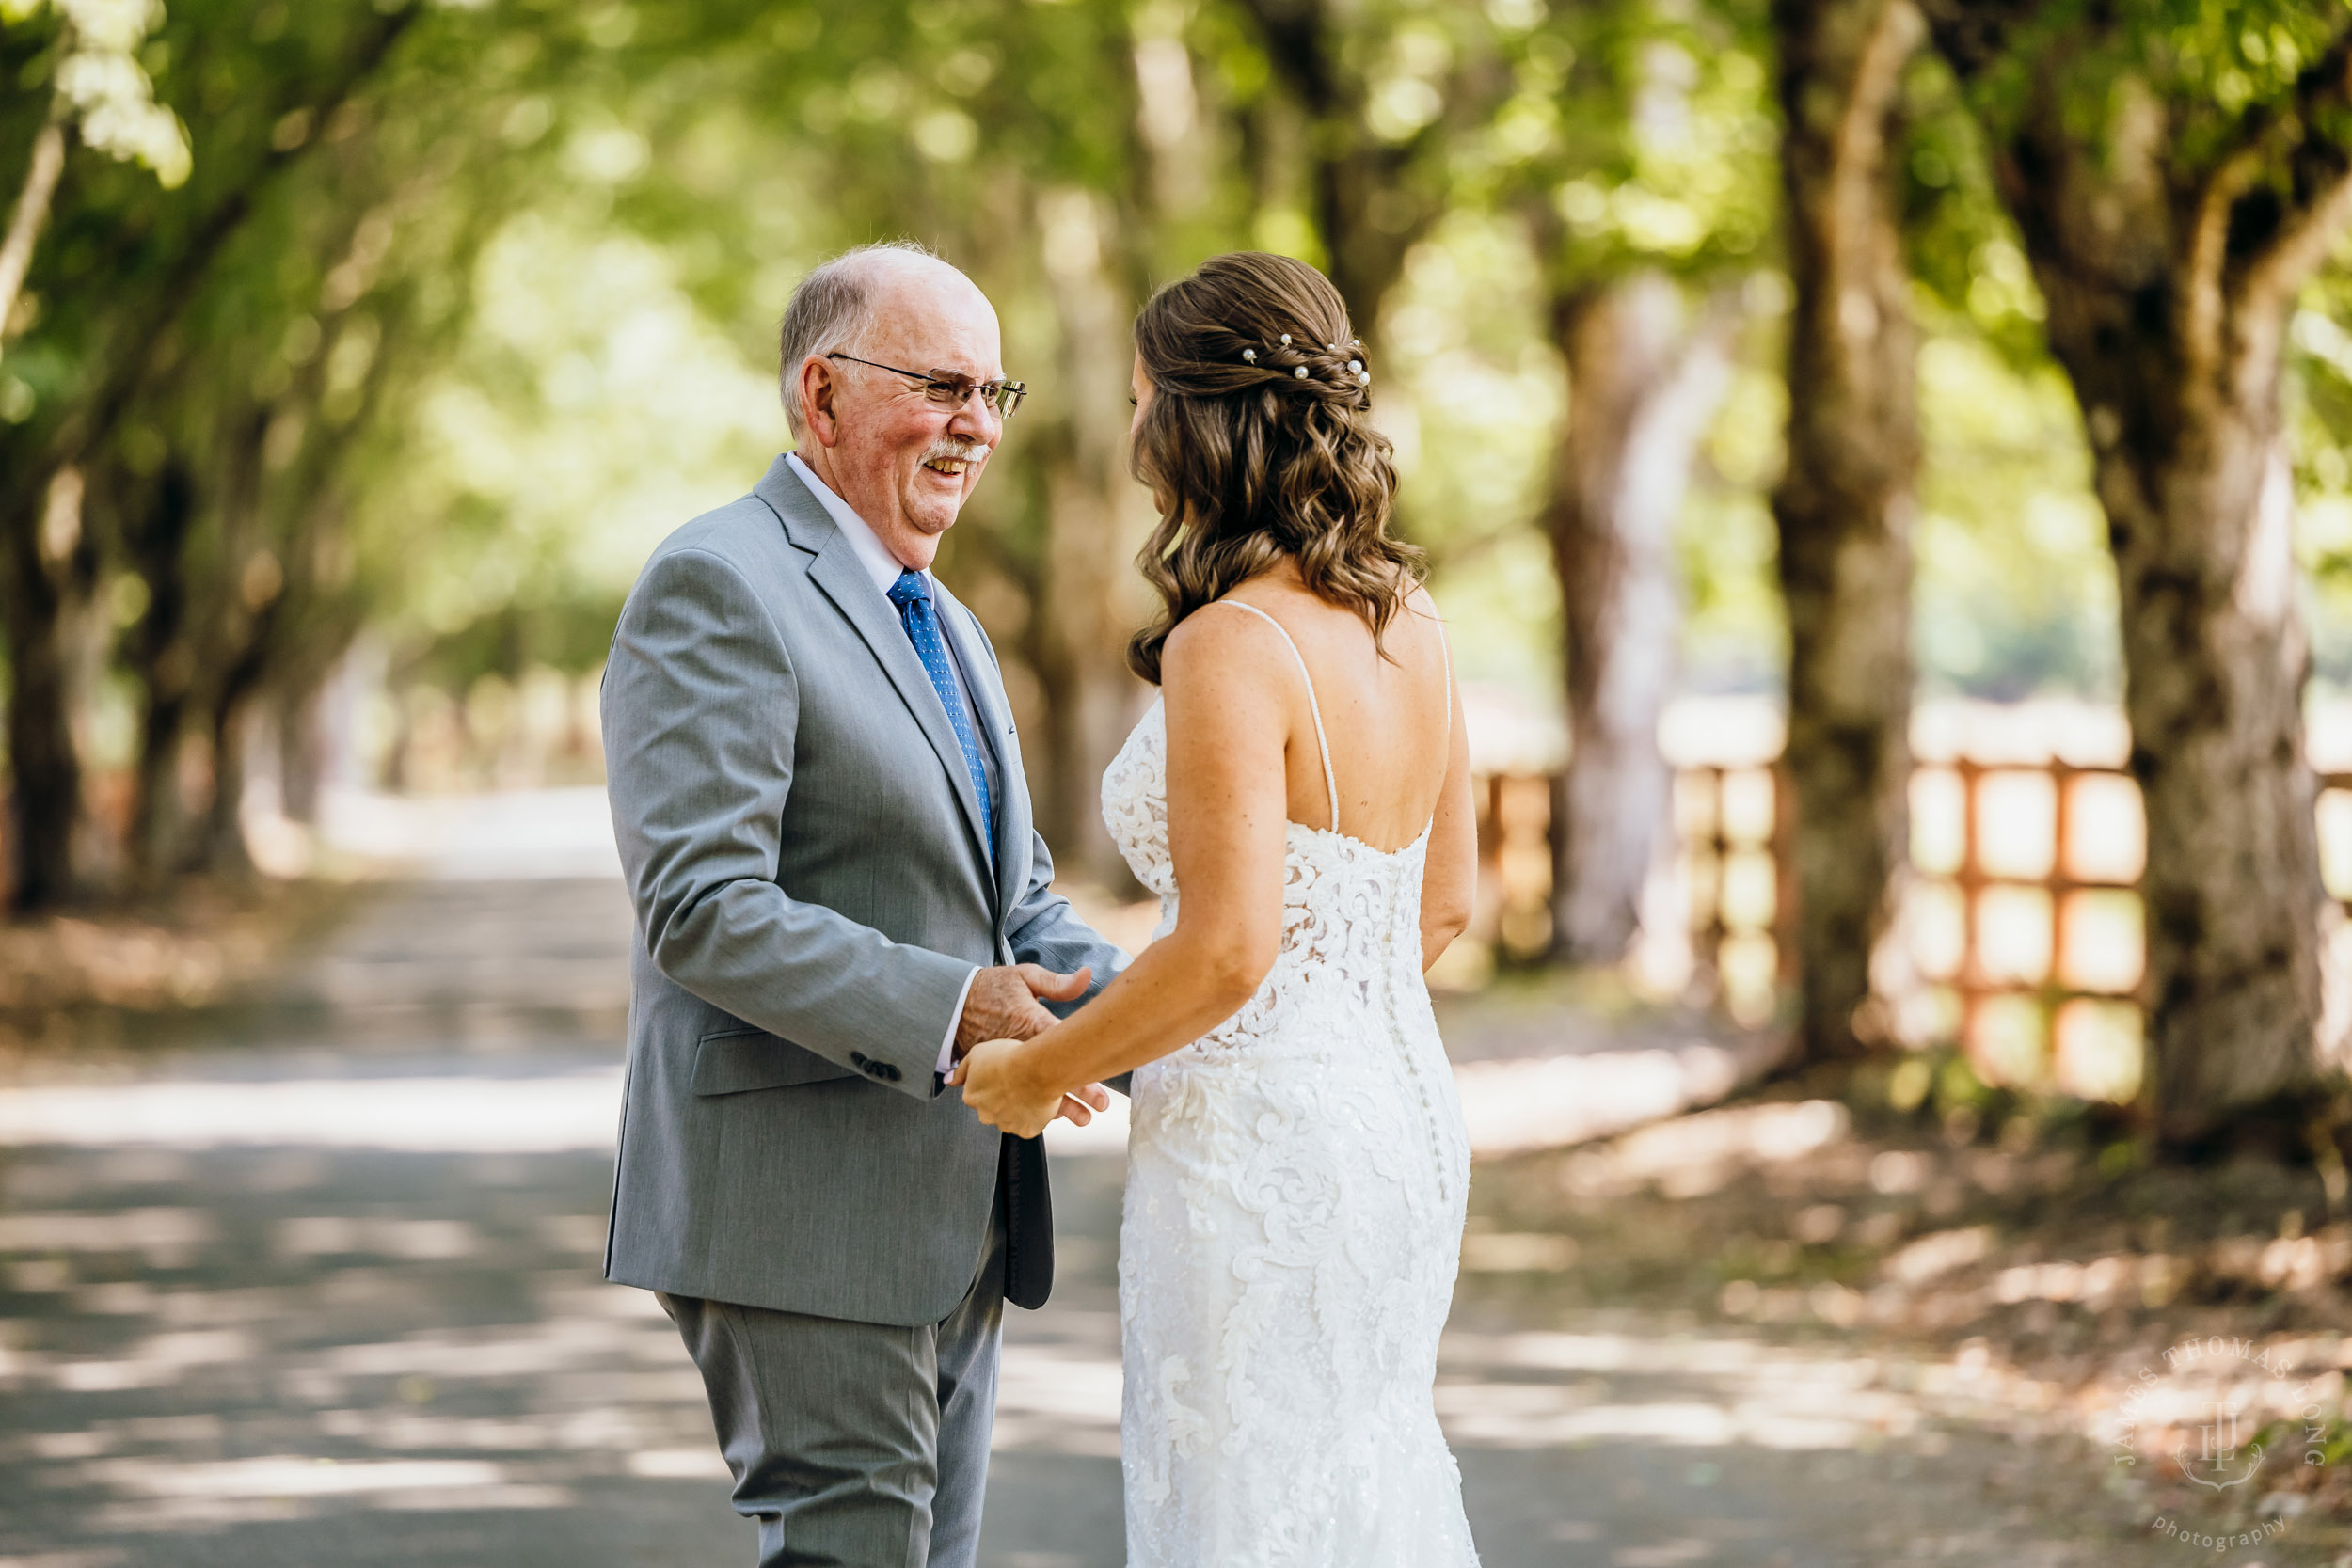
[1161, 597, 1291, 685]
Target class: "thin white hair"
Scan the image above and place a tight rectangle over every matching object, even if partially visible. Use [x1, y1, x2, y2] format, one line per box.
[776, 240, 948, 441]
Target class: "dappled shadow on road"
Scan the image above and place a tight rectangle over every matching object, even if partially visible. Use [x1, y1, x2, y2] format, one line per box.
[0, 877, 723, 1567]
[0, 1127, 2248, 1568]
[0, 1139, 747, 1567]
[3, 878, 2337, 1567]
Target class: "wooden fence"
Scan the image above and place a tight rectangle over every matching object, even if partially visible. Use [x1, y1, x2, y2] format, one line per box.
[1471, 757, 2352, 1097]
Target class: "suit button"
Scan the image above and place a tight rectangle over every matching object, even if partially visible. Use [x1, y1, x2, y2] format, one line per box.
[850, 1052, 899, 1083]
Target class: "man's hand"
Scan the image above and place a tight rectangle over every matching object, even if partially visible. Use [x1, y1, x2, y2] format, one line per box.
[1053, 1081, 1113, 1128]
[954, 964, 1091, 1057]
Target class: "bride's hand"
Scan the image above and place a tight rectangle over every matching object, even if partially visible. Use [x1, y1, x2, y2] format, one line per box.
[947, 1037, 1070, 1139]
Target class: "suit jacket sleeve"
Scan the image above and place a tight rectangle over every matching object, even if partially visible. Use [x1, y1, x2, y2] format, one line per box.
[1005, 825, 1132, 1014]
[603, 546, 973, 1099]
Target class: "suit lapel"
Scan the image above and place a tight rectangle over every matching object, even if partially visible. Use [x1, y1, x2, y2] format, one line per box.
[756, 459, 997, 880]
[933, 582, 1029, 919]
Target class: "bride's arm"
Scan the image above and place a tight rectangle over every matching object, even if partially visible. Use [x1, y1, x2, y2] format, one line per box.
[1420, 609, 1476, 971]
[953, 610, 1292, 1129]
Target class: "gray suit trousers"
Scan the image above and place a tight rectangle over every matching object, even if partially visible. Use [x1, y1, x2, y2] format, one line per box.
[659, 1199, 1008, 1568]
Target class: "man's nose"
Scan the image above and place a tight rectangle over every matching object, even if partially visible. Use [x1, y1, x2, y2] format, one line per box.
[945, 394, 998, 441]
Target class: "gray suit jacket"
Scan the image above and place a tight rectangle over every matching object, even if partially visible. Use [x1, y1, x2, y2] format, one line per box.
[601, 455, 1128, 1326]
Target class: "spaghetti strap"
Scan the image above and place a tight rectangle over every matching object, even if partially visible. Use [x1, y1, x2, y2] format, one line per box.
[1205, 599, 1341, 833]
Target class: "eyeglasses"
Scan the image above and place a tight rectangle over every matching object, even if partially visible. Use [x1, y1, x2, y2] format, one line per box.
[824, 353, 1026, 420]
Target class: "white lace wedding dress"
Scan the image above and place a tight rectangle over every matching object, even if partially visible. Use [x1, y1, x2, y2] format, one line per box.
[1100, 600, 1479, 1568]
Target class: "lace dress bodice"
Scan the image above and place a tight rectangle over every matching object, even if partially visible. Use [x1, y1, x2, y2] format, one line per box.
[1102, 601, 1478, 1568]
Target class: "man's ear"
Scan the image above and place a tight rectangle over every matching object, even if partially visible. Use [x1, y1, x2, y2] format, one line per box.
[799, 356, 842, 448]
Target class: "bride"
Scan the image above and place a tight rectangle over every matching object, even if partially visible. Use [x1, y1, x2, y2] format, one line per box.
[952, 251, 1481, 1567]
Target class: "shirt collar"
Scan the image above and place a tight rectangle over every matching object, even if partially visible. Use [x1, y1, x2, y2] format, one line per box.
[786, 451, 923, 598]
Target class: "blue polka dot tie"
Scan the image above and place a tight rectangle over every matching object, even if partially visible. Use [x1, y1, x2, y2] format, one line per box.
[887, 569, 994, 863]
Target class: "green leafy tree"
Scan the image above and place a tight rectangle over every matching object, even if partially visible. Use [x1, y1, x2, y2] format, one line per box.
[0, 0, 419, 904]
[0, 0, 733, 898]
[1921, 1, 2352, 1144]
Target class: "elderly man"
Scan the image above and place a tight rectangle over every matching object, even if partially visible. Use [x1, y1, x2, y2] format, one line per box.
[600, 242, 1126, 1568]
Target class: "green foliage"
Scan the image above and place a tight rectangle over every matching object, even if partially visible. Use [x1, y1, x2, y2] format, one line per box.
[5, 0, 2352, 900]
[1677, 388, 1788, 690]
[1379, 209, 1564, 687]
[1488, 0, 1778, 290]
[369, 208, 783, 685]
[1898, 55, 2050, 371]
[1958, 0, 2349, 178]
[1914, 330, 2121, 699]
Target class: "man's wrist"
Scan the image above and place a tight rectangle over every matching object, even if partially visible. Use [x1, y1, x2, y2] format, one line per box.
[936, 965, 979, 1078]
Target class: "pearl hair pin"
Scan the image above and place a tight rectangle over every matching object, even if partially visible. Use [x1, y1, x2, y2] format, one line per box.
[1279, 334, 1291, 346]
[1242, 348, 1256, 363]
[1294, 366, 1309, 379]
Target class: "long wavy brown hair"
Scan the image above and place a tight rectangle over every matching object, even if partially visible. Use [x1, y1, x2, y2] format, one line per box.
[1125, 252, 1423, 685]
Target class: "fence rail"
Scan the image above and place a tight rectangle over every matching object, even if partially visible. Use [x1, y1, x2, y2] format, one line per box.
[1470, 757, 2352, 1098]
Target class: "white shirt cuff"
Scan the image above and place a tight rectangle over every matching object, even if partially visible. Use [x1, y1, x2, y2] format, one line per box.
[937, 966, 979, 1078]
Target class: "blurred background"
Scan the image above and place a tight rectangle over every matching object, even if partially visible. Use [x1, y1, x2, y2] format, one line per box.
[6, 2, 2352, 1563]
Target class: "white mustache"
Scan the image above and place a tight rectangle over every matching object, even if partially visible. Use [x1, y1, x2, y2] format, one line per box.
[922, 437, 991, 466]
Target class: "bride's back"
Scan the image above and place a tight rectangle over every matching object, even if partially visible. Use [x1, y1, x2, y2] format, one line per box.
[1119, 250, 1475, 955]
[1214, 569, 1454, 854]
[1114, 253, 1482, 1568]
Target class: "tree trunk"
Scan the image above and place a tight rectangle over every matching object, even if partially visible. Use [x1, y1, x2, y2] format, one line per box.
[0, 120, 67, 356]
[1916, 17, 2352, 1142]
[197, 657, 270, 879]
[1540, 271, 1735, 962]
[2104, 399, 2325, 1140]
[1769, 0, 1922, 1059]
[127, 460, 199, 886]
[0, 467, 88, 909]
[1910, 6, 2352, 1147]
[200, 698, 253, 879]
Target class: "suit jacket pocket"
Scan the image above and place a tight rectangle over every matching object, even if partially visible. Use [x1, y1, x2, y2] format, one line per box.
[691, 1026, 861, 1096]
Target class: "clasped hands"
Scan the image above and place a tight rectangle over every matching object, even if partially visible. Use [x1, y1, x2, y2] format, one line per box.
[950, 963, 1107, 1139]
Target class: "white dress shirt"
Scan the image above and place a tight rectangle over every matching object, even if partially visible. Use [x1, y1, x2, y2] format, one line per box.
[786, 452, 984, 1078]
